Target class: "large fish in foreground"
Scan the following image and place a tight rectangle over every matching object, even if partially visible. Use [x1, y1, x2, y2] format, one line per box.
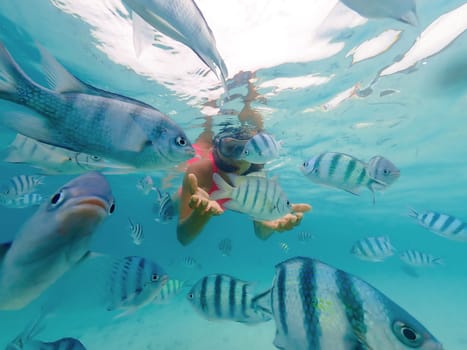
[0, 172, 115, 310]
[340, 0, 418, 25]
[0, 43, 194, 169]
[253, 257, 443, 350]
[123, 0, 228, 86]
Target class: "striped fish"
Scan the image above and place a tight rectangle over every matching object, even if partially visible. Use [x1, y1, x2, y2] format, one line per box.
[136, 175, 155, 195]
[182, 256, 202, 270]
[153, 279, 187, 304]
[409, 208, 467, 242]
[0, 174, 44, 200]
[187, 274, 271, 324]
[239, 132, 281, 164]
[297, 231, 314, 243]
[211, 173, 292, 221]
[106, 256, 168, 316]
[153, 188, 175, 223]
[0, 193, 43, 209]
[218, 238, 232, 256]
[252, 257, 443, 350]
[0, 43, 194, 169]
[128, 218, 144, 245]
[350, 235, 396, 262]
[366, 155, 400, 191]
[4, 134, 135, 175]
[301, 152, 385, 203]
[399, 250, 445, 267]
[6, 310, 87, 350]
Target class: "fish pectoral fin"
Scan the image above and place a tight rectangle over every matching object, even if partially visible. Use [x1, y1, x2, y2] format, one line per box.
[0, 241, 12, 261]
[131, 11, 156, 58]
[342, 187, 360, 196]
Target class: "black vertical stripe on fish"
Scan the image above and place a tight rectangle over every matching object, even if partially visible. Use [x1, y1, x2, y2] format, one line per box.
[135, 257, 145, 295]
[276, 264, 288, 336]
[440, 215, 455, 232]
[344, 158, 357, 183]
[429, 212, 440, 227]
[356, 168, 367, 185]
[259, 178, 269, 213]
[452, 222, 465, 235]
[241, 176, 250, 208]
[120, 258, 132, 302]
[200, 276, 208, 314]
[252, 179, 261, 212]
[91, 99, 110, 132]
[313, 154, 324, 173]
[335, 270, 368, 348]
[214, 274, 223, 318]
[298, 259, 320, 349]
[252, 135, 263, 155]
[328, 153, 342, 178]
[229, 277, 236, 319]
[241, 283, 248, 319]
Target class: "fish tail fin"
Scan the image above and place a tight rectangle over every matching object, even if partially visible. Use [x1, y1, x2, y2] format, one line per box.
[250, 289, 272, 316]
[127, 217, 134, 228]
[399, 9, 419, 27]
[0, 43, 38, 101]
[210, 173, 233, 201]
[433, 257, 445, 266]
[408, 207, 419, 219]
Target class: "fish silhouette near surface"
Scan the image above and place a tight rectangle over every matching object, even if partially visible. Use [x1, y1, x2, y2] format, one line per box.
[0, 43, 194, 169]
[0, 172, 115, 310]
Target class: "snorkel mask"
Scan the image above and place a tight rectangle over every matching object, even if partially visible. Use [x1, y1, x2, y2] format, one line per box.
[213, 126, 256, 160]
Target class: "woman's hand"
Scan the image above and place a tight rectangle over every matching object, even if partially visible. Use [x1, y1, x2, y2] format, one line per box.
[254, 203, 311, 239]
[187, 173, 224, 216]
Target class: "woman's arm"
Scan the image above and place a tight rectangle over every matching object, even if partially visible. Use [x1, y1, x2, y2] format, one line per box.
[177, 161, 223, 246]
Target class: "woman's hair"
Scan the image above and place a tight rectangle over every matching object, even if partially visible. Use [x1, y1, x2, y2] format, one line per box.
[212, 125, 264, 174]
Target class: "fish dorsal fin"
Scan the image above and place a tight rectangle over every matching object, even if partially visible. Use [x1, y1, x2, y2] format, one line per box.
[246, 171, 267, 178]
[0, 242, 12, 261]
[131, 11, 156, 58]
[37, 45, 89, 93]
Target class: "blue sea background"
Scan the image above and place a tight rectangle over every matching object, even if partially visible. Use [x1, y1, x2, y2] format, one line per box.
[0, 0, 466, 349]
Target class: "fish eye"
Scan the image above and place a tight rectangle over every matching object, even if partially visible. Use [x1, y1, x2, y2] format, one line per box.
[151, 273, 159, 282]
[383, 169, 389, 174]
[187, 292, 194, 300]
[302, 162, 308, 167]
[90, 155, 101, 161]
[286, 200, 291, 206]
[175, 136, 187, 146]
[392, 321, 423, 347]
[243, 149, 249, 155]
[50, 191, 64, 206]
[109, 202, 116, 214]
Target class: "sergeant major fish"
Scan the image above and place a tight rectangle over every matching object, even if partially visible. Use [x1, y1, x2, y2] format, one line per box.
[0, 174, 44, 200]
[399, 250, 445, 267]
[367, 155, 400, 191]
[128, 218, 144, 245]
[239, 132, 281, 164]
[153, 188, 175, 223]
[301, 152, 386, 203]
[0, 43, 194, 169]
[6, 311, 86, 350]
[122, 0, 228, 88]
[211, 173, 292, 221]
[106, 256, 168, 317]
[350, 235, 396, 262]
[0, 172, 115, 310]
[4, 134, 135, 175]
[409, 208, 467, 242]
[187, 274, 271, 324]
[0, 193, 43, 209]
[252, 256, 444, 350]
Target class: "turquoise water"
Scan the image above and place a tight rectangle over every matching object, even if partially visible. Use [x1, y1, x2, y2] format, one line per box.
[0, 0, 466, 349]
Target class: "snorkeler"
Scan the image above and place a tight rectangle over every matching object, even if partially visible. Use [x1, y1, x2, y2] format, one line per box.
[177, 126, 311, 246]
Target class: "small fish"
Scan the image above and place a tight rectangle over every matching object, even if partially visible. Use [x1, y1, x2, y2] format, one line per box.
[0, 174, 44, 200]
[6, 311, 87, 350]
[0, 172, 115, 310]
[0, 43, 194, 169]
[182, 256, 202, 270]
[4, 134, 135, 175]
[350, 235, 396, 262]
[187, 274, 271, 323]
[128, 218, 144, 245]
[301, 152, 385, 203]
[399, 250, 445, 267]
[366, 155, 400, 191]
[153, 188, 175, 223]
[136, 175, 155, 195]
[0, 193, 43, 209]
[218, 238, 232, 256]
[409, 209, 467, 242]
[106, 256, 168, 317]
[297, 231, 314, 243]
[239, 132, 281, 164]
[279, 242, 289, 253]
[252, 257, 444, 350]
[123, 0, 228, 87]
[340, 0, 418, 25]
[153, 279, 187, 304]
[211, 173, 292, 221]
